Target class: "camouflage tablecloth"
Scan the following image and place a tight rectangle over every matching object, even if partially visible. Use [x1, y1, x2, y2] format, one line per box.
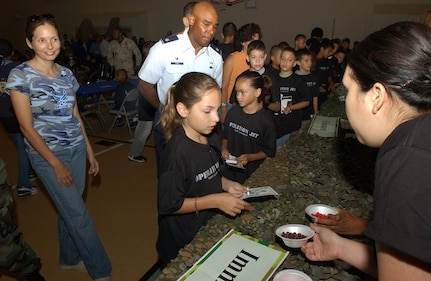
[155, 88, 378, 281]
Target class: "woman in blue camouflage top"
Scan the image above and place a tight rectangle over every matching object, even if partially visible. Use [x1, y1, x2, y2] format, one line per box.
[7, 14, 111, 281]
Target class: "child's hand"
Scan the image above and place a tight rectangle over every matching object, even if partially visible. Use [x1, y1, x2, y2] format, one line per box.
[226, 182, 247, 197]
[301, 224, 342, 262]
[221, 148, 230, 160]
[216, 193, 250, 217]
[281, 105, 292, 115]
[236, 154, 250, 166]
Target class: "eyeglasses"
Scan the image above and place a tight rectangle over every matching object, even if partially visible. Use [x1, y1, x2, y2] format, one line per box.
[27, 14, 55, 23]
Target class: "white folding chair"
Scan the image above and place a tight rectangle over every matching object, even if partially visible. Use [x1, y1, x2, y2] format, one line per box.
[108, 88, 139, 136]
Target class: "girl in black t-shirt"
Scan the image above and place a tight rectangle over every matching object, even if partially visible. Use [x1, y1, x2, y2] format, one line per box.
[222, 70, 276, 184]
[157, 72, 249, 264]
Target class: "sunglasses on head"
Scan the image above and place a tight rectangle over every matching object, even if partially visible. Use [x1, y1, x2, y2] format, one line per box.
[27, 14, 55, 23]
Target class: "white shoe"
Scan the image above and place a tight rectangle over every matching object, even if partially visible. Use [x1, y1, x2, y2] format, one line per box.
[59, 260, 87, 272]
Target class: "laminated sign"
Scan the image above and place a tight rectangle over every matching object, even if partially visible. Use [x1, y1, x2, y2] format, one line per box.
[177, 229, 289, 281]
[308, 115, 339, 137]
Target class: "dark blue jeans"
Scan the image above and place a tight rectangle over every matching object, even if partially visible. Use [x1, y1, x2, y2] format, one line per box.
[10, 133, 32, 188]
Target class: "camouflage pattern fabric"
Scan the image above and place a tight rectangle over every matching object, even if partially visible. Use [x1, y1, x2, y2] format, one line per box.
[0, 158, 41, 277]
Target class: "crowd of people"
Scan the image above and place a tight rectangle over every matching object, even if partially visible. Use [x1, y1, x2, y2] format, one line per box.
[1, 2, 431, 281]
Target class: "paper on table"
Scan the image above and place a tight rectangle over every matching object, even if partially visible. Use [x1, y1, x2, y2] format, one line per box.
[241, 186, 279, 200]
[308, 115, 339, 137]
[225, 155, 245, 169]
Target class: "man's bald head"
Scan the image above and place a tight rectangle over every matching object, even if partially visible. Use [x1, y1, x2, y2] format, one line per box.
[188, 1, 218, 51]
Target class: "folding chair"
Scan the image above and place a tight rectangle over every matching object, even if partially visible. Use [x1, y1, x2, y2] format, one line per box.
[80, 94, 106, 131]
[80, 109, 96, 135]
[108, 88, 139, 136]
[98, 91, 115, 112]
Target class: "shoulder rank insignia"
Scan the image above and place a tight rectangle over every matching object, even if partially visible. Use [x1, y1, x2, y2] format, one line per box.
[209, 43, 221, 54]
[162, 34, 179, 44]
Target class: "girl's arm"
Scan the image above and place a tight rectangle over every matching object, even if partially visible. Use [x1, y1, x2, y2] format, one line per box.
[10, 90, 74, 187]
[221, 138, 229, 159]
[267, 101, 281, 112]
[174, 192, 249, 218]
[73, 101, 99, 176]
[376, 242, 431, 281]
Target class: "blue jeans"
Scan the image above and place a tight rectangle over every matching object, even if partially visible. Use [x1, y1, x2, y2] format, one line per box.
[27, 141, 111, 279]
[10, 133, 32, 188]
[276, 133, 291, 149]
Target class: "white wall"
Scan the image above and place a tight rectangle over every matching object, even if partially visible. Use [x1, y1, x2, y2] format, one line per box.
[2, 0, 430, 52]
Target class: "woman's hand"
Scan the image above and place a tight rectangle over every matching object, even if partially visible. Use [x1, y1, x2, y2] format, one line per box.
[52, 161, 73, 188]
[87, 153, 99, 176]
[315, 207, 369, 235]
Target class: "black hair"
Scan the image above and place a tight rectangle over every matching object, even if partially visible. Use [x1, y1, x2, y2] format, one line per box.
[331, 38, 341, 46]
[319, 38, 334, 50]
[235, 23, 262, 51]
[116, 69, 128, 79]
[281, 46, 296, 56]
[278, 41, 290, 48]
[269, 44, 283, 57]
[294, 34, 306, 41]
[295, 48, 311, 60]
[222, 22, 237, 37]
[310, 27, 323, 38]
[235, 70, 273, 107]
[348, 22, 431, 111]
[247, 40, 265, 55]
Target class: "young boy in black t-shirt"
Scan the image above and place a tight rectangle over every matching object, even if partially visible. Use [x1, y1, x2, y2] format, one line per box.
[268, 47, 310, 148]
[314, 39, 334, 107]
[295, 48, 319, 120]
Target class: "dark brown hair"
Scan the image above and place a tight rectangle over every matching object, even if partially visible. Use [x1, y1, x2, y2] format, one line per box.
[348, 22, 431, 111]
[25, 14, 59, 42]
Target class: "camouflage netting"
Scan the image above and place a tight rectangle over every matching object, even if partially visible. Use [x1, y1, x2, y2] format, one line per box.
[156, 87, 377, 281]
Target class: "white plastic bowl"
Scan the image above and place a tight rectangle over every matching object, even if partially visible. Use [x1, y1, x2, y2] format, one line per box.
[305, 204, 339, 222]
[273, 269, 313, 281]
[275, 224, 314, 248]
